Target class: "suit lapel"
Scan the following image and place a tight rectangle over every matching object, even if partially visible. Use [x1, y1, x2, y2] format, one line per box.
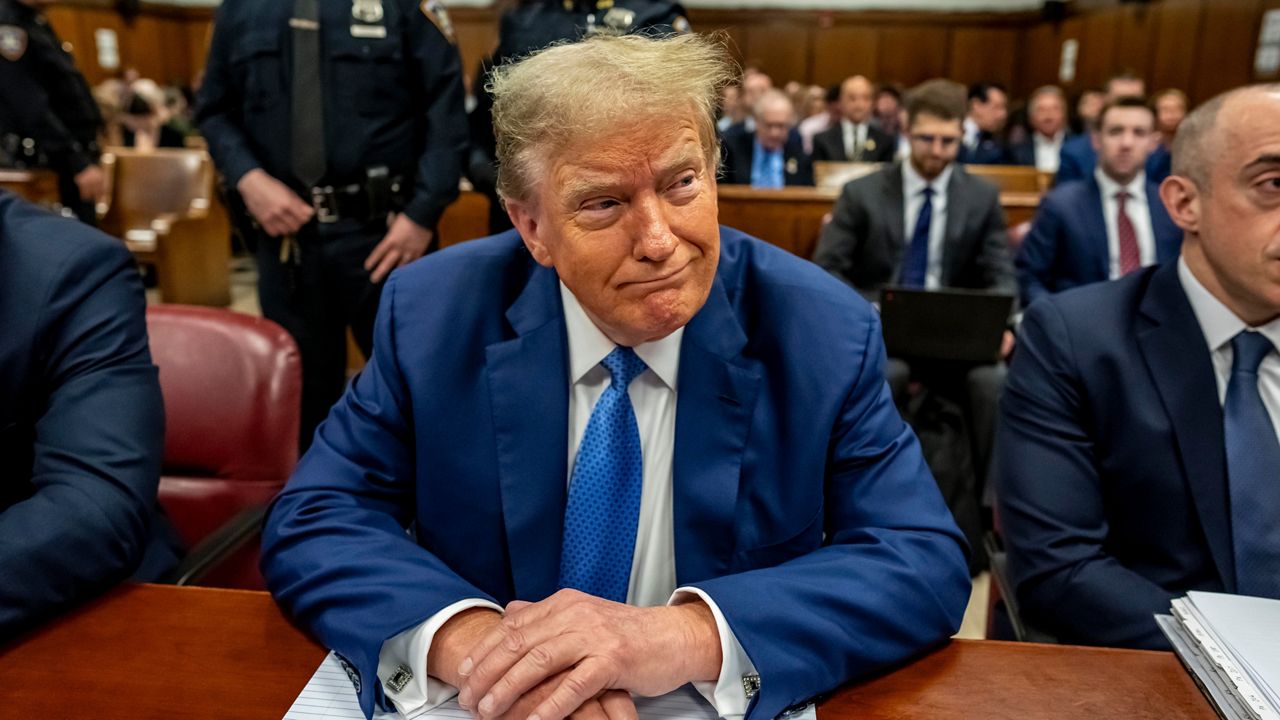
[486, 264, 571, 601]
[1135, 262, 1235, 590]
[1084, 178, 1110, 280]
[941, 167, 970, 286]
[671, 274, 762, 584]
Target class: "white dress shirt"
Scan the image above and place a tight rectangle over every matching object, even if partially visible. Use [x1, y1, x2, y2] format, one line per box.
[798, 112, 833, 155]
[902, 160, 953, 290]
[1032, 131, 1065, 173]
[962, 117, 981, 151]
[375, 284, 758, 720]
[1096, 168, 1156, 279]
[840, 119, 869, 160]
[1178, 257, 1280, 443]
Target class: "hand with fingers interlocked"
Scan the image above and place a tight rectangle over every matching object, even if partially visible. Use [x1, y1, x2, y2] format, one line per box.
[429, 590, 723, 720]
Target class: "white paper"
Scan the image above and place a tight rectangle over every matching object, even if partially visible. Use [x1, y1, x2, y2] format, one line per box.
[284, 653, 748, 720]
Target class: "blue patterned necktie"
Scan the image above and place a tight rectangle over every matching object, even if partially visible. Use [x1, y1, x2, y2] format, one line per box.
[900, 187, 934, 288]
[1224, 330, 1280, 598]
[559, 347, 648, 602]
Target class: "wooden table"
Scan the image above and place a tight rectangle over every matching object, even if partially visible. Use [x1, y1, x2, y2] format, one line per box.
[0, 167, 60, 205]
[0, 584, 1214, 720]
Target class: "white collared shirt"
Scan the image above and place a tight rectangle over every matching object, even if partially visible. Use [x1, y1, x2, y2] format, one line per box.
[841, 119, 868, 160]
[902, 160, 953, 290]
[1178, 257, 1280, 444]
[1033, 131, 1065, 173]
[963, 117, 981, 150]
[1096, 168, 1156, 278]
[376, 285, 757, 720]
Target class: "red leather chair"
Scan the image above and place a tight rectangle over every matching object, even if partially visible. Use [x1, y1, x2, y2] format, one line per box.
[146, 305, 301, 589]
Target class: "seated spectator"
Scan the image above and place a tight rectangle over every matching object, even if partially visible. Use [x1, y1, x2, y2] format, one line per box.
[716, 84, 746, 133]
[1058, 73, 1170, 184]
[800, 84, 827, 119]
[797, 83, 838, 154]
[1017, 96, 1182, 307]
[1150, 88, 1188, 180]
[1008, 85, 1070, 173]
[720, 88, 813, 187]
[121, 79, 184, 150]
[812, 75, 896, 163]
[998, 84, 1280, 649]
[260, 33, 969, 720]
[1070, 87, 1106, 135]
[813, 79, 1015, 567]
[958, 82, 1008, 165]
[872, 83, 903, 137]
[0, 190, 181, 642]
[735, 67, 772, 134]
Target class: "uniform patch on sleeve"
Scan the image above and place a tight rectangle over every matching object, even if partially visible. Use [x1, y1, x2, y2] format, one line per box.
[420, 0, 455, 44]
[672, 15, 691, 33]
[0, 26, 28, 62]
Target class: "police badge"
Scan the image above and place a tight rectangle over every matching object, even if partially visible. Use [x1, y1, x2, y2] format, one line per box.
[0, 25, 28, 62]
[601, 7, 636, 33]
[351, 0, 384, 24]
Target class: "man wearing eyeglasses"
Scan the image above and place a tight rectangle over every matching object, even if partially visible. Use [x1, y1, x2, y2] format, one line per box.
[812, 78, 1014, 573]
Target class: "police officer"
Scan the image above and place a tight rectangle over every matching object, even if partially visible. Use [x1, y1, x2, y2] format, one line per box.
[468, 0, 689, 233]
[197, 0, 467, 447]
[0, 0, 105, 224]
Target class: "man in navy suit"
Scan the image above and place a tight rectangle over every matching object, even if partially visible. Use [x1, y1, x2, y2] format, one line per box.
[720, 88, 814, 186]
[262, 34, 968, 720]
[1056, 73, 1171, 184]
[997, 84, 1280, 649]
[0, 190, 180, 642]
[1017, 97, 1182, 307]
[957, 82, 1008, 165]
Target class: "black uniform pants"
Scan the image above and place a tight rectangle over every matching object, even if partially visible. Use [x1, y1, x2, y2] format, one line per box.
[256, 218, 384, 450]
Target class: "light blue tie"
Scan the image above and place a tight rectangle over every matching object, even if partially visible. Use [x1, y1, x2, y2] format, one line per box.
[559, 347, 648, 602]
[1225, 331, 1280, 598]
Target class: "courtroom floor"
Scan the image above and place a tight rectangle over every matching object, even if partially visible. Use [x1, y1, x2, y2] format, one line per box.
[152, 257, 993, 641]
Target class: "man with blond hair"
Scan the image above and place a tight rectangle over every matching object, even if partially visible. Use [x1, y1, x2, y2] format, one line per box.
[263, 33, 968, 720]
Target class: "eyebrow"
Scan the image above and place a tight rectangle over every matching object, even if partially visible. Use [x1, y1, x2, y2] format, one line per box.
[559, 149, 704, 206]
[1242, 154, 1280, 173]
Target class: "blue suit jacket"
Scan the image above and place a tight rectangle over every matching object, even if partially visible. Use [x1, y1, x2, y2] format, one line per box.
[0, 191, 178, 641]
[1055, 134, 1172, 184]
[262, 228, 970, 719]
[997, 261, 1233, 649]
[1015, 176, 1182, 307]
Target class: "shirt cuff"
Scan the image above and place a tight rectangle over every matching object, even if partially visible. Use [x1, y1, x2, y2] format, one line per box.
[376, 598, 503, 719]
[669, 587, 759, 720]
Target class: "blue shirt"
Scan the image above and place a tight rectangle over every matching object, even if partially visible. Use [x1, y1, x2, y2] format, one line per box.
[750, 138, 784, 189]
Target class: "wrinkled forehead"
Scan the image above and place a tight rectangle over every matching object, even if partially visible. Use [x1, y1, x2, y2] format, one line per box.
[537, 120, 713, 199]
[1217, 93, 1280, 175]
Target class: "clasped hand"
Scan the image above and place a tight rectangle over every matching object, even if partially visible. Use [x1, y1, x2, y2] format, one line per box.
[439, 590, 721, 720]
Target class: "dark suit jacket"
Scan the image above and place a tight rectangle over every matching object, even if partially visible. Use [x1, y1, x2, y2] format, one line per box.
[0, 191, 179, 641]
[812, 162, 1015, 302]
[997, 261, 1234, 649]
[1007, 133, 1073, 168]
[1055, 134, 1172, 185]
[958, 132, 1007, 165]
[811, 123, 896, 163]
[1016, 176, 1183, 307]
[719, 122, 814, 186]
[261, 228, 970, 720]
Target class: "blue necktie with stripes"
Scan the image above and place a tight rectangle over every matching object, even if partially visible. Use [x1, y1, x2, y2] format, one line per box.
[1225, 331, 1280, 598]
[558, 347, 648, 602]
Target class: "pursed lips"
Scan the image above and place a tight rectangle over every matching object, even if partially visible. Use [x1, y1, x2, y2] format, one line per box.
[619, 260, 692, 289]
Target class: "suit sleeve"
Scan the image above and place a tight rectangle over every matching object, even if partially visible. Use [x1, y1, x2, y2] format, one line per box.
[686, 312, 971, 720]
[400, 12, 467, 230]
[0, 240, 164, 641]
[261, 273, 496, 719]
[812, 184, 864, 291]
[195, 1, 265, 188]
[976, 185, 1015, 295]
[1055, 146, 1086, 185]
[1015, 197, 1063, 307]
[996, 300, 1175, 648]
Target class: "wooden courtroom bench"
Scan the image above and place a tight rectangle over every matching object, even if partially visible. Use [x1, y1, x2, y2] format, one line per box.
[0, 167, 61, 207]
[98, 147, 232, 307]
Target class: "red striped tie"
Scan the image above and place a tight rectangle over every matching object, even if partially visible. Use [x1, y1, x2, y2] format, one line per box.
[1116, 191, 1141, 275]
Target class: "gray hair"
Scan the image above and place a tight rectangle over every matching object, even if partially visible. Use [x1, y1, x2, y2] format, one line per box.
[753, 88, 795, 122]
[488, 33, 737, 204]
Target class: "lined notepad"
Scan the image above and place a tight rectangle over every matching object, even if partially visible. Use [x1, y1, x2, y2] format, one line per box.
[284, 653, 736, 720]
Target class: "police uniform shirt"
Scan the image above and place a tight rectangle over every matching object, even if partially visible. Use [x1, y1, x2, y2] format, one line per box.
[494, 0, 690, 63]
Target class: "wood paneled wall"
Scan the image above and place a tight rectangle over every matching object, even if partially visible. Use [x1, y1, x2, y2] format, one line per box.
[41, 0, 1280, 106]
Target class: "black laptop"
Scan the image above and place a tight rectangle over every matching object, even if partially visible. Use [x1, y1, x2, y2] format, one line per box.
[878, 287, 1015, 363]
